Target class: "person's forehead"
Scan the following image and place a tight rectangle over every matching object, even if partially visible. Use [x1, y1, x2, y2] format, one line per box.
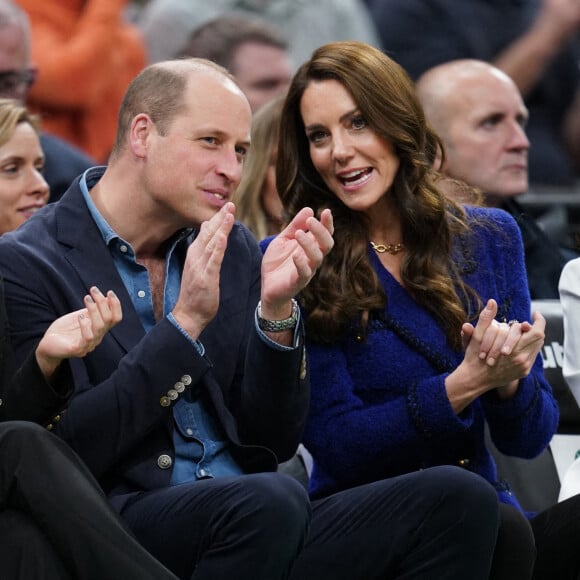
[177, 71, 251, 134]
[0, 122, 41, 155]
[0, 22, 27, 69]
[452, 76, 525, 122]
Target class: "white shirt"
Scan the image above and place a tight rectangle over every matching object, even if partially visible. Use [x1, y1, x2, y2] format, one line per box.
[560, 257, 580, 405]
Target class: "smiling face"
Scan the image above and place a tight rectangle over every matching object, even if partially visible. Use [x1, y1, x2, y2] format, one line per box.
[440, 69, 529, 201]
[0, 120, 48, 234]
[143, 69, 252, 229]
[300, 79, 400, 218]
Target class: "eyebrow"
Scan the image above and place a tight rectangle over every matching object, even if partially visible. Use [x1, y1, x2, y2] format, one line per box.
[197, 127, 251, 148]
[304, 107, 360, 132]
[0, 153, 45, 165]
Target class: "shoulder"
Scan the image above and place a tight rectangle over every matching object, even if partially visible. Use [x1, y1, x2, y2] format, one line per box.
[224, 221, 262, 269]
[463, 204, 522, 240]
[454, 205, 524, 282]
[230, 221, 260, 251]
[560, 257, 580, 295]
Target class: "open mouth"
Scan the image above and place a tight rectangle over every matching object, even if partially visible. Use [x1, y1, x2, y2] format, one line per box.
[338, 168, 372, 186]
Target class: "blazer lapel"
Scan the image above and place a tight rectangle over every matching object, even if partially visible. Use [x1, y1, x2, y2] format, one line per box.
[54, 186, 146, 353]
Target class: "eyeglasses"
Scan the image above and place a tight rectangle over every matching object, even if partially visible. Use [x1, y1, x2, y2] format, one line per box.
[0, 69, 38, 99]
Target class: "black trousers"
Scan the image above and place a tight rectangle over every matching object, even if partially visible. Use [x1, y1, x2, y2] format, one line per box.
[488, 494, 580, 580]
[0, 421, 178, 580]
[121, 465, 499, 580]
[531, 493, 580, 580]
[491, 503, 536, 580]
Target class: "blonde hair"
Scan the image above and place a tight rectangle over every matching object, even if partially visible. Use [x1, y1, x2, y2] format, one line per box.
[0, 97, 40, 146]
[236, 94, 285, 239]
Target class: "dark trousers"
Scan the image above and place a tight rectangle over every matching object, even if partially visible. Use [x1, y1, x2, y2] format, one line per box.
[489, 493, 580, 580]
[121, 465, 499, 580]
[491, 503, 536, 580]
[0, 421, 178, 580]
[531, 493, 580, 580]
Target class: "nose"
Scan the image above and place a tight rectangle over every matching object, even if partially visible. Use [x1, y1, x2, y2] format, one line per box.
[331, 132, 355, 165]
[28, 168, 50, 199]
[216, 148, 244, 184]
[508, 122, 530, 152]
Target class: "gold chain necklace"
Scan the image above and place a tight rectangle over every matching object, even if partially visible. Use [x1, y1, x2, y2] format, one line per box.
[370, 241, 404, 255]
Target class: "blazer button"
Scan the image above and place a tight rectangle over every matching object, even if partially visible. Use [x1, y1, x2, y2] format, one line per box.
[181, 374, 192, 386]
[458, 458, 470, 467]
[168, 389, 178, 400]
[174, 381, 185, 393]
[157, 454, 172, 469]
[159, 396, 171, 407]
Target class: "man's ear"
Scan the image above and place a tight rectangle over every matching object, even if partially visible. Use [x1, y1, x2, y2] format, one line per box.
[129, 113, 153, 159]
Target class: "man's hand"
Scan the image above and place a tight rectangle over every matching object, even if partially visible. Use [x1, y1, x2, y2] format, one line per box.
[35, 286, 122, 379]
[259, 207, 333, 319]
[172, 202, 235, 338]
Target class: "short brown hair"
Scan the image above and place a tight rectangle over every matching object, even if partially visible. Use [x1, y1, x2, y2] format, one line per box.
[177, 14, 288, 74]
[111, 58, 233, 158]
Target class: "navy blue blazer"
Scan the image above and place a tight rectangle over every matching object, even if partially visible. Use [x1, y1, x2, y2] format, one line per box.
[0, 177, 309, 511]
[0, 277, 72, 424]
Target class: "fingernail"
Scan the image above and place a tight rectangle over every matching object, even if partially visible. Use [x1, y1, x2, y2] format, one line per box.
[487, 357, 496, 367]
[479, 352, 486, 360]
[91, 286, 102, 294]
[108, 290, 117, 298]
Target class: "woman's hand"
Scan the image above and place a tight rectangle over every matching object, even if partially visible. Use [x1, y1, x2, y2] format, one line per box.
[447, 299, 545, 412]
[35, 286, 122, 379]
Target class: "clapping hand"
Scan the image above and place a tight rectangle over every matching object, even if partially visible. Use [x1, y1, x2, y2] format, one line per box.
[448, 299, 545, 411]
[35, 286, 122, 379]
[461, 299, 545, 395]
[260, 207, 334, 317]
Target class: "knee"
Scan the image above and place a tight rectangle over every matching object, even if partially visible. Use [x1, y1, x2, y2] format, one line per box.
[0, 421, 51, 452]
[420, 466, 499, 518]
[230, 472, 311, 534]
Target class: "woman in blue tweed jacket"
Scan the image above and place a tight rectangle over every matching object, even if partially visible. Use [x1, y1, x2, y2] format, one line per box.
[264, 40, 580, 580]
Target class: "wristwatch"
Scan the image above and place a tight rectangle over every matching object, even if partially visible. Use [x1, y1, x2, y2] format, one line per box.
[257, 299, 299, 332]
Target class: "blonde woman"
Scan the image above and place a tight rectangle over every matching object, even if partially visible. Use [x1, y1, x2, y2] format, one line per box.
[0, 97, 49, 234]
[236, 94, 285, 239]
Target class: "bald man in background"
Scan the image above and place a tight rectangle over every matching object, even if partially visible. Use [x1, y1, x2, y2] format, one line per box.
[416, 59, 573, 299]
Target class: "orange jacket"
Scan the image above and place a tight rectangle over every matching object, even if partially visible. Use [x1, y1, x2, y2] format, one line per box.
[21, 0, 146, 162]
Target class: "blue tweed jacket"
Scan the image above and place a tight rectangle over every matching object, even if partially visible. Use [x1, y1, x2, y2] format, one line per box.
[266, 205, 558, 513]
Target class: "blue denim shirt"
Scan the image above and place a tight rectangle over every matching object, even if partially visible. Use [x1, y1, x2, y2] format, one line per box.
[79, 167, 245, 483]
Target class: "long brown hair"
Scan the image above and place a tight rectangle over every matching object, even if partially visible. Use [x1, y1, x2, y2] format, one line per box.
[277, 41, 478, 347]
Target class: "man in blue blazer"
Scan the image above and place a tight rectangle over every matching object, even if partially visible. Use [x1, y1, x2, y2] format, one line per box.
[0, 57, 502, 579]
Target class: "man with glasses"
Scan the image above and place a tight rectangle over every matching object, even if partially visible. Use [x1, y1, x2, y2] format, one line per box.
[0, 0, 94, 201]
[0, 68, 36, 101]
